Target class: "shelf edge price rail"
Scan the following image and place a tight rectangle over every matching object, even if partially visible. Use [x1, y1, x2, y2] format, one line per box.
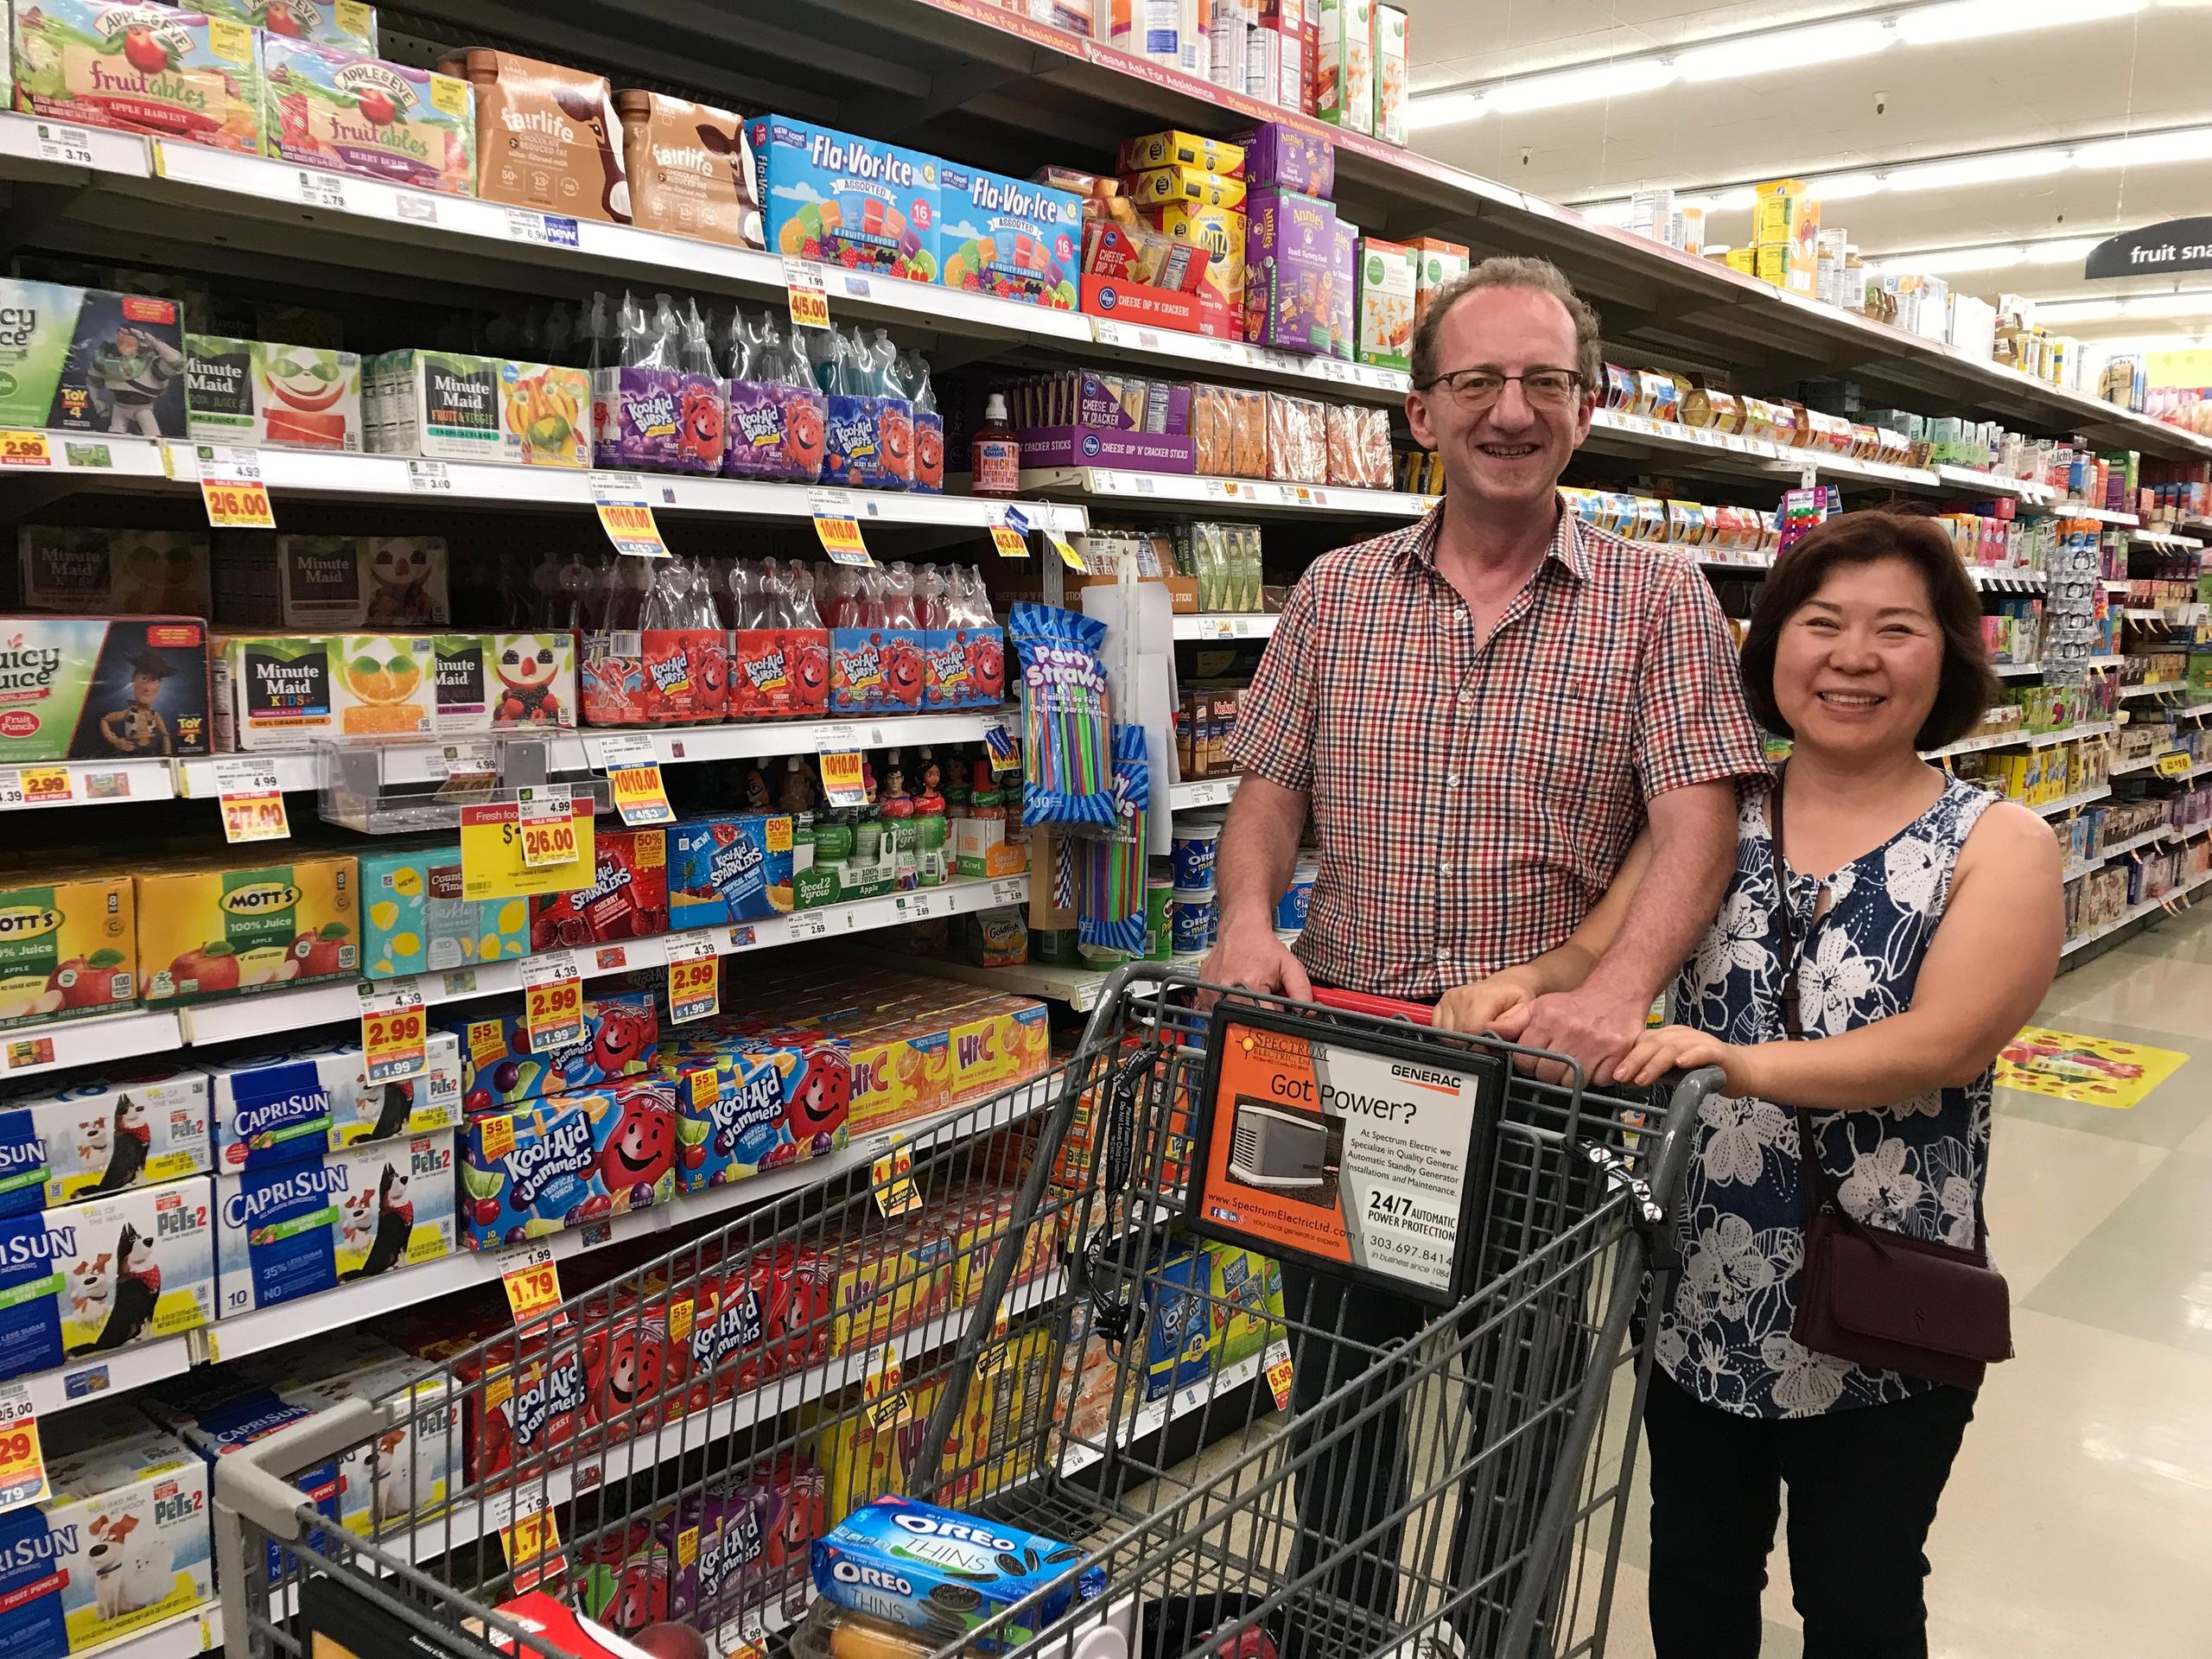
[195, 443, 275, 529]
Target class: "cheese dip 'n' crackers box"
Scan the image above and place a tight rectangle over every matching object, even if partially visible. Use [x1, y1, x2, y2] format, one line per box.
[14, 2, 263, 155]
[0, 1178, 215, 1382]
[810, 1497, 1104, 1654]
[262, 37, 474, 197]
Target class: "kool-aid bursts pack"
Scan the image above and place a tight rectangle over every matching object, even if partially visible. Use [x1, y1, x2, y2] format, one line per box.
[819, 563, 925, 715]
[722, 310, 826, 483]
[751, 116, 938, 284]
[806, 327, 911, 492]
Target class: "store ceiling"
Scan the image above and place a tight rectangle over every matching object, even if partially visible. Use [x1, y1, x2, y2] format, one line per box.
[1405, 0, 2212, 333]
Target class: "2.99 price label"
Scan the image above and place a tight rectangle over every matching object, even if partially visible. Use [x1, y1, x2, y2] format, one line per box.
[359, 982, 428, 1083]
[0, 430, 53, 468]
[665, 934, 719, 1025]
[0, 1384, 48, 1513]
[520, 952, 584, 1053]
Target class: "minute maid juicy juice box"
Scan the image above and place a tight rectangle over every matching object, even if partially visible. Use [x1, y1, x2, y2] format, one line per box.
[750, 116, 939, 285]
[200, 1032, 461, 1172]
[0, 870, 137, 1032]
[0, 1178, 215, 1382]
[13, 3, 264, 155]
[811, 1497, 1103, 1654]
[0, 1402, 213, 1659]
[135, 852, 358, 1003]
[213, 1129, 455, 1313]
[0, 1064, 211, 1214]
[935, 164, 1079, 310]
[261, 36, 474, 197]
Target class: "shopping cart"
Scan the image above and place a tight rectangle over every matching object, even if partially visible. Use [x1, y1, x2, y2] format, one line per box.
[207, 966, 1712, 1659]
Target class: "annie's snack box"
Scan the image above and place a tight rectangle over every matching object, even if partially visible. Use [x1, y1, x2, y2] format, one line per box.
[0, 1064, 211, 1214]
[15, 528, 210, 617]
[200, 1, 376, 52]
[751, 114, 939, 284]
[200, 1031, 461, 1171]
[365, 350, 589, 468]
[14, 1, 263, 155]
[359, 844, 531, 977]
[134, 850, 358, 1003]
[0, 616, 212, 760]
[185, 337, 364, 451]
[261, 37, 474, 198]
[214, 1128, 456, 1313]
[615, 90, 761, 249]
[0, 1178, 216, 1382]
[450, 48, 628, 222]
[0, 281, 187, 438]
[0, 869, 137, 1032]
[1229, 122, 1334, 196]
[1245, 188, 1344, 355]
[212, 535, 448, 629]
[0, 1403, 213, 1659]
[212, 631, 435, 747]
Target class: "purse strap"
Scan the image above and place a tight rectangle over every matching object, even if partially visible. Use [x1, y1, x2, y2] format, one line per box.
[1765, 772, 1986, 1254]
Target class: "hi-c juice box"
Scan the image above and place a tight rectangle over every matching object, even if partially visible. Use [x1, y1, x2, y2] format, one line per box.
[0, 869, 137, 1032]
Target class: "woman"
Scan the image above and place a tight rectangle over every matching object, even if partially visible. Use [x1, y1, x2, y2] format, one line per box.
[1438, 511, 2062, 1659]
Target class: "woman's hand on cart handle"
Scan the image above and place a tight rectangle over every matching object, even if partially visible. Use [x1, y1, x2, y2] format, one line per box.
[1198, 921, 1313, 1007]
[1435, 979, 1534, 1035]
[1618, 1025, 1749, 1093]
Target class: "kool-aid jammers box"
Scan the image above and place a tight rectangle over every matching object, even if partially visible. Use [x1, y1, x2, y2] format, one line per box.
[437, 989, 658, 1114]
[935, 164, 1079, 310]
[662, 1027, 849, 1193]
[751, 116, 939, 284]
[457, 1077, 677, 1249]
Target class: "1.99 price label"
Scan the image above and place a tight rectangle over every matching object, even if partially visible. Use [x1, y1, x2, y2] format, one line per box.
[359, 983, 428, 1084]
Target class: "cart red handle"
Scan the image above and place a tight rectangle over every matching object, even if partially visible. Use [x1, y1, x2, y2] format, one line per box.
[1308, 987, 1433, 1026]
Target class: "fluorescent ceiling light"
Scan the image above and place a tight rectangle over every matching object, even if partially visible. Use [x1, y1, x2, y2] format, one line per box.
[1408, 91, 1485, 130]
[2024, 237, 2102, 264]
[2037, 300, 2128, 321]
[2074, 127, 2212, 167]
[1676, 18, 1893, 79]
[1878, 245, 2029, 276]
[1898, 0, 2143, 42]
[1887, 148, 2068, 189]
[1802, 171, 1887, 202]
[1488, 58, 1678, 113]
[2120, 292, 2212, 318]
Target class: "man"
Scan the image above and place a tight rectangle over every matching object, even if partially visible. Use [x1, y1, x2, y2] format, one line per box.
[1199, 256, 1766, 1653]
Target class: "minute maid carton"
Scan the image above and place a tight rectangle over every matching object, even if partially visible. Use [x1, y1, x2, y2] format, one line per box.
[935, 164, 1079, 310]
[0, 1402, 212, 1659]
[0, 1178, 215, 1383]
[0, 1065, 212, 1216]
[200, 1033, 461, 1172]
[750, 116, 939, 285]
[811, 1497, 1103, 1654]
[213, 1129, 456, 1314]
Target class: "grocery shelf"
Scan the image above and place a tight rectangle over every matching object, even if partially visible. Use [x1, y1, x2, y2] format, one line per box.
[1083, 316, 1409, 402]
[1990, 659, 2044, 676]
[2111, 750, 2202, 779]
[2131, 529, 2204, 551]
[0, 1010, 185, 1083]
[0, 759, 175, 810]
[1173, 613, 1277, 641]
[200, 1065, 1062, 1366]
[2174, 702, 2212, 721]
[2061, 868, 2212, 957]
[1059, 1350, 1268, 1477]
[1924, 721, 2114, 762]
[855, 952, 1117, 1014]
[45, 1610, 217, 1659]
[2121, 608, 2173, 624]
[1689, 556, 2045, 595]
[18, 1332, 195, 1419]
[2085, 655, 2127, 671]
[1936, 466, 2058, 504]
[175, 874, 1029, 1047]
[2032, 787, 2112, 818]
[2099, 827, 2175, 863]
[1170, 777, 1241, 812]
[1972, 572, 2048, 594]
[2052, 505, 2143, 527]
[2120, 683, 2190, 701]
[1019, 467, 1434, 518]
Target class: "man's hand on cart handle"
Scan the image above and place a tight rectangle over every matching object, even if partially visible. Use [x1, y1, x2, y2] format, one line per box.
[1508, 985, 1649, 1087]
[1198, 921, 1313, 1007]
[1435, 979, 1535, 1035]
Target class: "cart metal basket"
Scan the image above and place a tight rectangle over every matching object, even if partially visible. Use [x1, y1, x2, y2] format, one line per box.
[209, 966, 1713, 1659]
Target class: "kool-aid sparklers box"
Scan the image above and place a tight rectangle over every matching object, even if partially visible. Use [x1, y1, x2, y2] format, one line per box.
[752, 117, 939, 285]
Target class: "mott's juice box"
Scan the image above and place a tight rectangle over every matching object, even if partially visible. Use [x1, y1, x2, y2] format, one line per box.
[136, 852, 358, 1003]
[0, 871, 136, 1030]
[261, 36, 475, 197]
[750, 115, 940, 284]
[14, 1, 264, 154]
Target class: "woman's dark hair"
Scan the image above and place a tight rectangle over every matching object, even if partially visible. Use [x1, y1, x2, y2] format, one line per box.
[1739, 510, 1998, 752]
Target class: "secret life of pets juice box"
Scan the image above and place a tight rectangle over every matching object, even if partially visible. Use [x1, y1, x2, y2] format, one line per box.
[200, 1032, 462, 1172]
[750, 116, 939, 284]
[0, 1177, 215, 1383]
[0, 617, 212, 762]
[274, 1343, 457, 1535]
[13, 2, 264, 156]
[214, 1128, 456, 1314]
[456, 1078, 677, 1249]
[0, 1063, 212, 1215]
[0, 869, 137, 1033]
[135, 852, 359, 1004]
[0, 281, 187, 438]
[0, 1402, 213, 1659]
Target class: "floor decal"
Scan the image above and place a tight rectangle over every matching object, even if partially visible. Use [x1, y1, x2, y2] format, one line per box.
[1998, 1026, 2190, 1109]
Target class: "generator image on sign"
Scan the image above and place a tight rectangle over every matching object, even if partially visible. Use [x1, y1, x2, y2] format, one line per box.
[1184, 1003, 1504, 1305]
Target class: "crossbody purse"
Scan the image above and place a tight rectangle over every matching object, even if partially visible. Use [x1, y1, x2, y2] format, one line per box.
[1768, 772, 2012, 1390]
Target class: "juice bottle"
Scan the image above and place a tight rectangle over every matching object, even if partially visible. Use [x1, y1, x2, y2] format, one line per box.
[970, 392, 1020, 497]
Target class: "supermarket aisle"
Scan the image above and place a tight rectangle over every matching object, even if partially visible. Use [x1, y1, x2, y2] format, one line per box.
[1601, 904, 2212, 1658]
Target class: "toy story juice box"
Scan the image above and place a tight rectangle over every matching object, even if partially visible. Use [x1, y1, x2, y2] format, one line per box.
[0, 282, 187, 437]
[0, 869, 137, 1031]
[0, 617, 211, 761]
[0, 1177, 214, 1382]
[750, 116, 939, 285]
[213, 1128, 454, 1313]
[14, 2, 263, 155]
[455, 1077, 677, 1249]
[359, 845, 531, 978]
[135, 851, 357, 1003]
[262, 36, 474, 196]
[935, 164, 1079, 310]
[200, 1032, 461, 1170]
[0, 1403, 214, 1659]
[437, 989, 658, 1115]
[0, 1063, 211, 1213]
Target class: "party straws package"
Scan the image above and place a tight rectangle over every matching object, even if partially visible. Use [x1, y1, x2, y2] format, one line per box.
[1078, 723, 1151, 957]
[1009, 601, 1116, 829]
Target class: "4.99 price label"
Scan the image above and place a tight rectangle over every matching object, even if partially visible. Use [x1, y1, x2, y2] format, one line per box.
[196, 444, 276, 529]
[359, 982, 428, 1083]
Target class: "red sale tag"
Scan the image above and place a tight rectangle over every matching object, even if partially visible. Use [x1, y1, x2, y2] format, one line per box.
[1263, 1338, 1294, 1413]
[520, 951, 583, 1053]
[0, 1384, 48, 1512]
[499, 1486, 566, 1594]
[213, 757, 289, 843]
[359, 982, 427, 1084]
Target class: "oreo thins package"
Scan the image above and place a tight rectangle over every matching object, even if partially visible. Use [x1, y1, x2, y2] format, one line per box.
[812, 1497, 1102, 1652]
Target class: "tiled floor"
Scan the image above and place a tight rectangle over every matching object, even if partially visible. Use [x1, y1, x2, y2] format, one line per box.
[1134, 904, 2212, 1657]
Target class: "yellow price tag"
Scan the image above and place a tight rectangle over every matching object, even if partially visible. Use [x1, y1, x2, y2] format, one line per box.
[1263, 1338, 1294, 1413]
[499, 1489, 565, 1594]
[607, 766, 672, 826]
[665, 936, 720, 1025]
[863, 1343, 912, 1429]
[817, 749, 867, 809]
[596, 499, 668, 558]
[196, 444, 276, 528]
[989, 524, 1029, 559]
[213, 757, 289, 843]
[2155, 751, 2193, 779]
[784, 256, 830, 331]
[814, 514, 870, 567]
[459, 798, 595, 902]
[517, 786, 580, 868]
[359, 984, 428, 1084]
[0, 430, 53, 468]
[872, 1141, 921, 1217]
[1048, 531, 1084, 570]
[0, 1383, 49, 1512]
[16, 767, 73, 807]
[521, 954, 584, 1053]
[500, 1240, 567, 1329]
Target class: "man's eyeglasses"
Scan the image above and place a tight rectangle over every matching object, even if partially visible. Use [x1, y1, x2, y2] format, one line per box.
[1422, 367, 1586, 410]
